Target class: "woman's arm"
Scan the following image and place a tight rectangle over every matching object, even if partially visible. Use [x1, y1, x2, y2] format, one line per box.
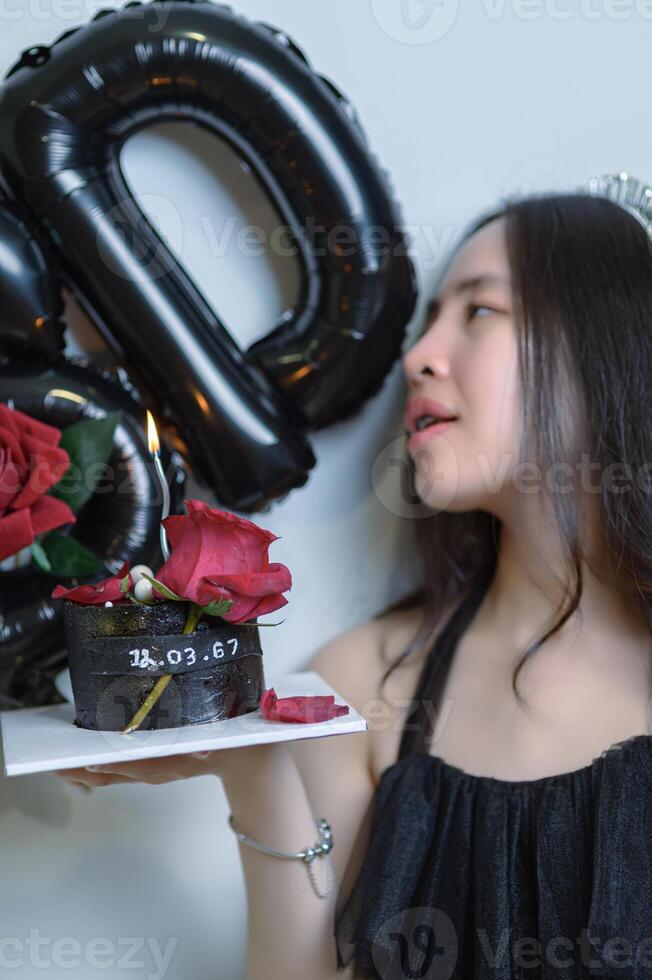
[220, 617, 380, 980]
[219, 742, 349, 980]
[53, 617, 381, 980]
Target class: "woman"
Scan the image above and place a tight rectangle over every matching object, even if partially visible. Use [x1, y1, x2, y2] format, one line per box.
[54, 186, 652, 979]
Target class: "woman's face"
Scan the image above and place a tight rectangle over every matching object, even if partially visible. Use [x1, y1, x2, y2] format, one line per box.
[401, 216, 523, 516]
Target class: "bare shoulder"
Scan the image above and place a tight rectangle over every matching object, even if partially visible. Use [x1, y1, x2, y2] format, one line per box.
[307, 603, 442, 785]
[366, 605, 434, 783]
[307, 604, 429, 715]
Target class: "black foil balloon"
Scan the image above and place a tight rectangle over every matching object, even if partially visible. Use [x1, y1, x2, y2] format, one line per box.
[0, 0, 417, 511]
[0, 356, 186, 709]
[0, 197, 66, 358]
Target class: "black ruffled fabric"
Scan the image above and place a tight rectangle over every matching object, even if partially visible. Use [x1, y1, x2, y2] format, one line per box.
[334, 733, 652, 979]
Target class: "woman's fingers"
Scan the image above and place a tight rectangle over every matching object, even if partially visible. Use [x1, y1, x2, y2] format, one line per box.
[89, 751, 215, 779]
[50, 750, 218, 787]
[53, 765, 156, 786]
[58, 776, 93, 792]
[86, 759, 176, 780]
[53, 768, 137, 787]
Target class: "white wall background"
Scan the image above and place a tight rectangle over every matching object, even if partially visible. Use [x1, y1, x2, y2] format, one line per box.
[0, 0, 649, 977]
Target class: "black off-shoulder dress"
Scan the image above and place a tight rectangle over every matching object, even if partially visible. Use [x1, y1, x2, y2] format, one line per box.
[333, 579, 652, 979]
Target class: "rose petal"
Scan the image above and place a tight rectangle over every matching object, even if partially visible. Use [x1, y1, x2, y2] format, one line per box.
[194, 583, 288, 623]
[0, 405, 22, 444]
[29, 495, 76, 536]
[198, 564, 292, 598]
[0, 405, 62, 447]
[51, 562, 132, 605]
[0, 508, 35, 561]
[0, 448, 23, 512]
[10, 438, 71, 510]
[184, 498, 280, 543]
[0, 421, 27, 472]
[259, 687, 349, 724]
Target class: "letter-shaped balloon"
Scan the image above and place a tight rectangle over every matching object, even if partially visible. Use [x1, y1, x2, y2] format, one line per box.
[0, 197, 66, 357]
[0, 356, 186, 709]
[0, 0, 417, 511]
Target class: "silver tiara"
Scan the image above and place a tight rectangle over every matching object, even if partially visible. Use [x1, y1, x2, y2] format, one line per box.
[580, 171, 652, 237]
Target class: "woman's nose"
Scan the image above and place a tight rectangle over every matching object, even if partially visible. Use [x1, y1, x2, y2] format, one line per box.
[402, 337, 450, 387]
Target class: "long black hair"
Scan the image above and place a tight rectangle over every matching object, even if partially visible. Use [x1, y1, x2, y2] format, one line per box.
[376, 191, 652, 756]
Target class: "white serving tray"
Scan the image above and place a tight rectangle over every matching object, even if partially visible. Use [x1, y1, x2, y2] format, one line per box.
[0, 671, 367, 777]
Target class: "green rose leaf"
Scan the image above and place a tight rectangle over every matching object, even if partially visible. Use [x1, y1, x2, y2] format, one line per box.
[40, 532, 103, 578]
[201, 599, 234, 618]
[140, 574, 184, 602]
[30, 540, 52, 574]
[50, 412, 121, 512]
[200, 598, 283, 627]
[244, 619, 284, 627]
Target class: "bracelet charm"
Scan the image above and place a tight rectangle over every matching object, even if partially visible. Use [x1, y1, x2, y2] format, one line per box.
[228, 814, 335, 898]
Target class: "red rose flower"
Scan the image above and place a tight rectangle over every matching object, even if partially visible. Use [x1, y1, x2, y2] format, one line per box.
[51, 562, 133, 605]
[259, 688, 350, 723]
[0, 404, 75, 562]
[155, 499, 292, 623]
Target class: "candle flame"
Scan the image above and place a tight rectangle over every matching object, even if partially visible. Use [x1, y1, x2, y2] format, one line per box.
[146, 410, 160, 455]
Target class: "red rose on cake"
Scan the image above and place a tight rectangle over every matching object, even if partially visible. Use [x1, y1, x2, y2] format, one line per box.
[153, 499, 292, 623]
[0, 405, 75, 562]
[50, 495, 351, 733]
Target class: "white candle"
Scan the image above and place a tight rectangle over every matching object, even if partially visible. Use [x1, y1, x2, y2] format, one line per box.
[146, 410, 170, 560]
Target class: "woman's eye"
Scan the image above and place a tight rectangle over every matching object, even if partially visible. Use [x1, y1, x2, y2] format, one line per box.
[468, 304, 496, 319]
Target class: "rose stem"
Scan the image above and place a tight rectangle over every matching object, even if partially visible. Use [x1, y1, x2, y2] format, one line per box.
[122, 603, 204, 734]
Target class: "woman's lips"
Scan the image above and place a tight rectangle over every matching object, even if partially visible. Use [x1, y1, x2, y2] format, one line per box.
[406, 419, 456, 449]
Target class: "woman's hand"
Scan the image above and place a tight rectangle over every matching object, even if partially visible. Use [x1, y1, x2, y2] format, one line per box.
[52, 750, 217, 789]
[51, 742, 271, 790]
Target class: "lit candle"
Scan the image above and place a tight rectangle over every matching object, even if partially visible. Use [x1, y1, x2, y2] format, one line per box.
[121, 412, 173, 735]
[146, 410, 170, 561]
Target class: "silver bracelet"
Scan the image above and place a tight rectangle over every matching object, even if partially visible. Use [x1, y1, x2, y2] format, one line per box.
[227, 814, 335, 899]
